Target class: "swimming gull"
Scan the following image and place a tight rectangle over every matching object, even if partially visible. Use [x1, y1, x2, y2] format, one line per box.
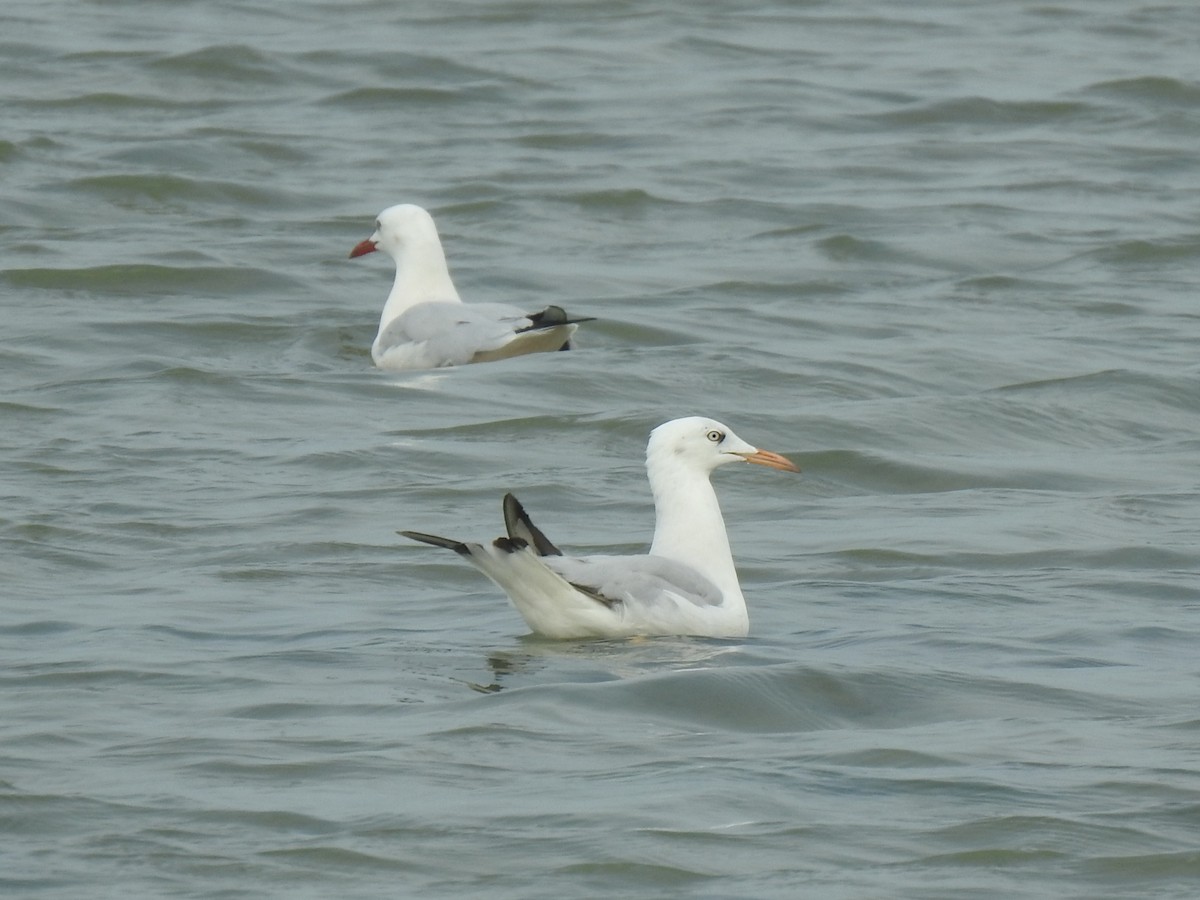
[349, 204, 594, 370]
[400, 417, 799, 638]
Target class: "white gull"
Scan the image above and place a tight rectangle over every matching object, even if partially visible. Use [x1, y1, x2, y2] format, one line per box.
[349, 204, 594, 371]
[401, 417, 799, 639]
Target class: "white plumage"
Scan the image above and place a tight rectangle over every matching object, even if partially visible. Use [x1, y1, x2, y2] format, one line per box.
[349, 204, 593, 370]
[401, 417, 799, 639]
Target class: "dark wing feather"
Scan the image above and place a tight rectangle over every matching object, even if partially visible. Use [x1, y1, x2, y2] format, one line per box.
[502, 493, 562, 556]
[516, 305, 596, 333]
[399, 530, 471, 556]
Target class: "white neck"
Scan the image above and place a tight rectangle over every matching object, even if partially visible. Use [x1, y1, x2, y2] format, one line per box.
[647, 458, 744, 605]
[377, 235, 462, 333]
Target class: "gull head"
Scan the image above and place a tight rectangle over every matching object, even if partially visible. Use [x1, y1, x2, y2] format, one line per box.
[349, 203, 442, 261]
[647, 416, 799, 475]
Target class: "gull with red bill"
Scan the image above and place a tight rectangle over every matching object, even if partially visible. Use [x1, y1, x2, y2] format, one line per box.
[400, 417, 799, 639]
[350, 204, 595, 371]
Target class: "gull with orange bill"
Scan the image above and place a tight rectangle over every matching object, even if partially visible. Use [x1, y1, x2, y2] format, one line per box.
[400, 417, 799, 639]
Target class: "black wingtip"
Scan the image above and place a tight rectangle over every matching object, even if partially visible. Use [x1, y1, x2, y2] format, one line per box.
[492, 536, 529, 553]
[569, 580, 622, 610]
[502, 493, 562, 557]
[518, 305, 597, 333]
[399, 530, 472, 556]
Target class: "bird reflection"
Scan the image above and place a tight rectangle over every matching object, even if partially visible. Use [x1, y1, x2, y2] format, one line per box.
[464, 636, 746, 693]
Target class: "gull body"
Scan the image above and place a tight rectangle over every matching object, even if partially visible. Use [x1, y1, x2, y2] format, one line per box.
[401, 417, 799, 639]
[349, 204, 593, 371]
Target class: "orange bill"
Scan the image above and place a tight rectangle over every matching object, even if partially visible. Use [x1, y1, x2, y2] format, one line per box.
[740, 448, 800, 472]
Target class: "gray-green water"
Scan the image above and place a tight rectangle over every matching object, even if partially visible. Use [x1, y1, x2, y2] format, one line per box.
[4, 2, 1200, 897]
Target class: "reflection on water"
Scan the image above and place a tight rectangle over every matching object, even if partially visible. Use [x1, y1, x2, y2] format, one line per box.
[471, 636, 748, 692]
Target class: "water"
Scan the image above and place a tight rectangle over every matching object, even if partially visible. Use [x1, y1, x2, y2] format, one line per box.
[4, 1, 1200, 897]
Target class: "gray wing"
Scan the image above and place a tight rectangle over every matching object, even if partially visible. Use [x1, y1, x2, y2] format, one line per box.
[377, 301, 534, 366]
[543, 553, 725, 610]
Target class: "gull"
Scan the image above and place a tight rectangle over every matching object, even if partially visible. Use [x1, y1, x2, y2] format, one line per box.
[349, 204, 594, 370]
[400, 417, 799, 638]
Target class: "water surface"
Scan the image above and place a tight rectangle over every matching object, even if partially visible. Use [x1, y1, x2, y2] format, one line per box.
[3, 2, 1199, 897]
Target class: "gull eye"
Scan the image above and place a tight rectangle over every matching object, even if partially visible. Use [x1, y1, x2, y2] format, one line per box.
[706, 429, 724, 443]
